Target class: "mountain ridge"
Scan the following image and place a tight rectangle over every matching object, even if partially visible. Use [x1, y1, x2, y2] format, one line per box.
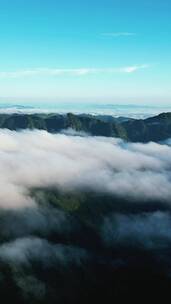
[0, 112, 170, 142]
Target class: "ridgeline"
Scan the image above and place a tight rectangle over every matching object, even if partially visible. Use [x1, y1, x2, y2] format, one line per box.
[0, 112, 171, 142]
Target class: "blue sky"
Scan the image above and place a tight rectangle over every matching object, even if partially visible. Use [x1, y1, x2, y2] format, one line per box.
[0, 0, 170, 104]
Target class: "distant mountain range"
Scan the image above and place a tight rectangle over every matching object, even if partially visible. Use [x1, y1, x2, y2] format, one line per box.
[0, 112, 171, 142]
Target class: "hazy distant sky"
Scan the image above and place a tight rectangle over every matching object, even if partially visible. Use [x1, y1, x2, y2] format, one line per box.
[0, 0, 170, 104]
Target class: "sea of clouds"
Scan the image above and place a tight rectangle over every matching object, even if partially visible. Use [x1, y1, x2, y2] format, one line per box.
[0, 129, 171, 208]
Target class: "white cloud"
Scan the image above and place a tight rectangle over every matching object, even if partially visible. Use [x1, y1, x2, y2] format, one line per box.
[0, 65, 149, 79]
[118, 64, 149, 73]
[0, 130, 171, 209]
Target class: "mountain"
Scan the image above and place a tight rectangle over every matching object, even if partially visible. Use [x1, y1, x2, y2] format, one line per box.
[0, 112, 171, 142]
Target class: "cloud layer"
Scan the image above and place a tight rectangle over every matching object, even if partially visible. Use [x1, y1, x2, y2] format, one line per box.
[0, 129, 171, 208]
[0, 130, 171, 301]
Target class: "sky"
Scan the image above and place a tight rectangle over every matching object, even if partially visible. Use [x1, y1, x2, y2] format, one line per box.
[0, 0, 171, 104]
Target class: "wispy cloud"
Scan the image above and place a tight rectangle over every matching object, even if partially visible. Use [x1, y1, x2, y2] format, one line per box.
[118, 64, 149, 73]
[102, 32, 136, 37]
[0, 65, 149, 79]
